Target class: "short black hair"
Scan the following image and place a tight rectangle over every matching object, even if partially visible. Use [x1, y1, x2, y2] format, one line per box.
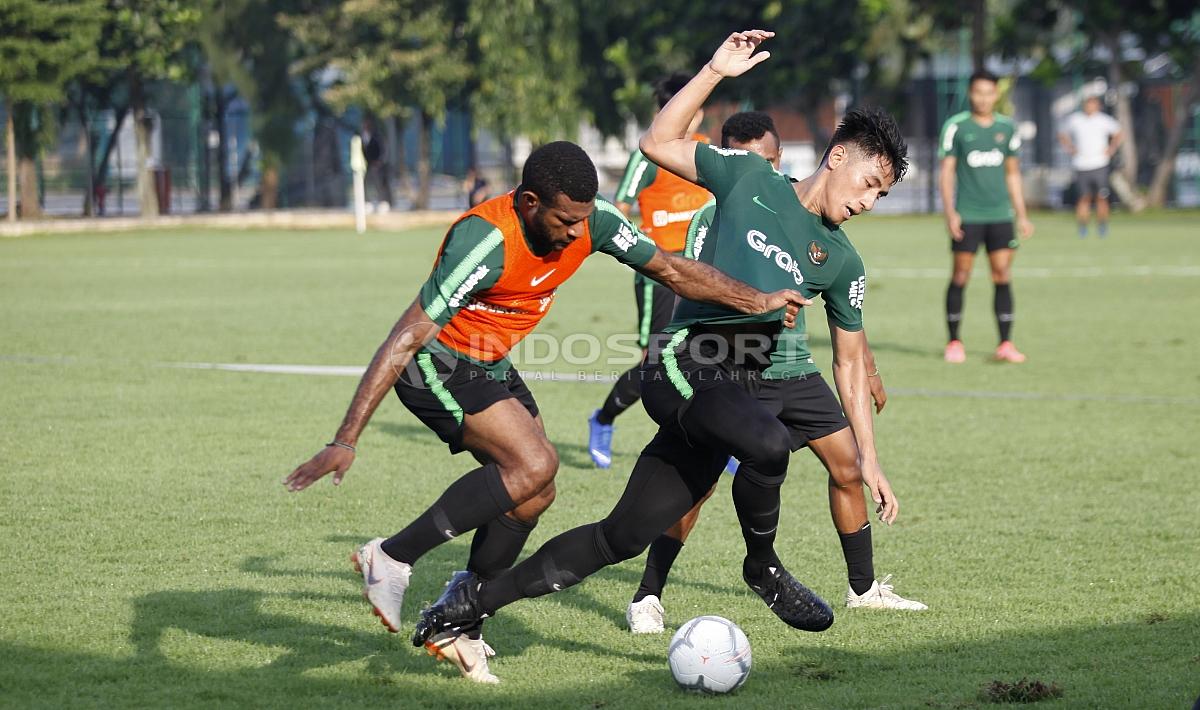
[522, 141, 598, 204]
[721, 111, 779, 148]
[654, 72, 692, 109]
[822, 107, 909, 183]
[969, 68, 999, 86]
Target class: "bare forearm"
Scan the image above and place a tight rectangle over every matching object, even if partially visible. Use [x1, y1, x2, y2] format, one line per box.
[1006, 173, 1028, 221]
[647, 252, 767, 314]
[334, 301, 439, 445]
[940, 166, 957, 219]
[833, 358, 879, 464]
[649, 65, 720, 146]
[639, 66, 722, 181]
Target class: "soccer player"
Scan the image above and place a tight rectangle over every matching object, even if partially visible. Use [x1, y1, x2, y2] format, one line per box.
[624, 110, 923, 635]
[939, 69, 1034, 364]
[587, 73, 714, 469]
[1058, 94, 1122, 238]
[413, 31, 912, 665]
[282, 140, 806, 684]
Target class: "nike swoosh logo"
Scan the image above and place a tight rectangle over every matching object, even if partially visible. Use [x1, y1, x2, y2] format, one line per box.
[752, 195, 778, 214]
[366, 569, 383, 586]
[530, 269, 556, 287]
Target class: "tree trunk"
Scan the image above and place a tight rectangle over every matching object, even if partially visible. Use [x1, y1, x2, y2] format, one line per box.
[260, 163, 279, 209]
[1104, 34, 1138, 187]
[216, 89, 232, 211]
[392, 115, 413, 202]
[5, 111, 15, 222]
[18, 156, 41, 219]
[130, 74, 159, 218]
[971, 0, 987, 73]
[1145, 77, 1199, 208]
[78, 103, 95, 217]
[415, 110, 432, 210]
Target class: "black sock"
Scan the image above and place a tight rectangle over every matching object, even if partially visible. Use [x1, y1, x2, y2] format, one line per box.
[946, 283, 964, 341]
[731, 470, 781, 565]
[458, 513, 535, 640]
[994, 282, 1014, 343]
[598, 366, 642, 424]
[478, 522, 611, 615]
[381, 463, 515, 565]
[839, 523, 875, 596]
[632, 535, 684, 603]
[468, 514, 536, 580]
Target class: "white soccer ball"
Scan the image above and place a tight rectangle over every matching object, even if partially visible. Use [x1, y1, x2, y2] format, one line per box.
[667, 615, 752, 694]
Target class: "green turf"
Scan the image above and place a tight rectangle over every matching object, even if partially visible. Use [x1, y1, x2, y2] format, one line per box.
[1, 212, 1197, 709]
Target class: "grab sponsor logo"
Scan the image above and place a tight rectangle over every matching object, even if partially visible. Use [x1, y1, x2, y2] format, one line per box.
[966, 148, 1004, 168]
[745, 230, 804, 286]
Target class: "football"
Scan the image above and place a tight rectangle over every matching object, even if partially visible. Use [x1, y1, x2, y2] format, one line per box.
[667, 615, 752, 693]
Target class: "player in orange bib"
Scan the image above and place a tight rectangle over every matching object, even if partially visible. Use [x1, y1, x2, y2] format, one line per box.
[589, 73, 715, 468]
[283, 141, 808, 683]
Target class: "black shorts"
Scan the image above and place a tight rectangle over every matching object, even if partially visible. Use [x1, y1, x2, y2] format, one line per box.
[640, 326, 846, 451]
[755, 376, 849, 450]
[954, 221, 1017, 253]
[1075, 167, 1111, 199]
[634, 272, 678, 349]
[394, 349, 538, 454]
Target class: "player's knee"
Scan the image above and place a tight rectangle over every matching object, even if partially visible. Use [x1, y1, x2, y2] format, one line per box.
[595, 520, 649, 563]
[827, 462, 863, 489]
[951, 271, 971, 287]
[523, 441, 559, 482]
[505, 442, 559, 500]
[756, 422, 792, 470]
[531, 480, 557, 510]
[991, 270, 1011, 285]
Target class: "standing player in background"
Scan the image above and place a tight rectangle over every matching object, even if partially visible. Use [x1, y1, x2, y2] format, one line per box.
[282, 141, 806, 684]
[587, 73, 714, 469]
[1058, 94, 1122, 238]
[939, 69, 1034, 364]
[625, 111, 922, 635]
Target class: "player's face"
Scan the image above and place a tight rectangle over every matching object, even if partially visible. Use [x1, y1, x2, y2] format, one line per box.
[1083, 97, 1100, 114]
[821, 144, 892, 225]
[523, 192, 594, 256]
[968, 78, 999, 116]
[729, 132, 782, 169]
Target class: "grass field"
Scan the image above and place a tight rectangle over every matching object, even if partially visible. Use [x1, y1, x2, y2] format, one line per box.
[1, 211, 1198, 709]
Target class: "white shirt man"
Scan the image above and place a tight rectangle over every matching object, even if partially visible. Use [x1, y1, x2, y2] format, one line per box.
[1058, 96, 1123, 237]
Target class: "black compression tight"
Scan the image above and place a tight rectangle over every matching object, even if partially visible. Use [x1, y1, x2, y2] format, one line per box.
[476, 381, 791, 615]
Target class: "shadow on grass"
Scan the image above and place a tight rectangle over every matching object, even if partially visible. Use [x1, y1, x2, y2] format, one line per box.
[3, 603, 1196, 709]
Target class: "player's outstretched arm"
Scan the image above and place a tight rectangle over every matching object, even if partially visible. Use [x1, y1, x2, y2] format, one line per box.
[830, 324, 898, 525]
[640, 30, 773, 182]
[284, 299, 441, 492]
[638, 247, 809, 328]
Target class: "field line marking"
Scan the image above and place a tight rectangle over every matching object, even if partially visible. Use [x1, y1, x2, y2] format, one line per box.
[3, 354, 1197, 405]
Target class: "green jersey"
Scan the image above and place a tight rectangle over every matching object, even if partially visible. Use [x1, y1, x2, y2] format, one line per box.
[938, 111, 1021, 224]
[673, 145, 867, 378]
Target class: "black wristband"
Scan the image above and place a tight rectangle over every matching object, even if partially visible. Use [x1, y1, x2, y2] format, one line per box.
[327, 440, 357, 453]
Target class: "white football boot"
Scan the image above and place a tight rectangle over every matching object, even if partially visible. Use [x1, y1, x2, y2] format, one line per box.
[424, 631, 500, 684]
[350, 537, 412, 632]
[845, 574, 928, 611]
[626, 595, 666, 634]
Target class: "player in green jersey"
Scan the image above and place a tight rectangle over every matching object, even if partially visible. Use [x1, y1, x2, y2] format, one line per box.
[413, 31, 916, 654]
[624, 110, 923, 635]
[939, 69, 1034, 364]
